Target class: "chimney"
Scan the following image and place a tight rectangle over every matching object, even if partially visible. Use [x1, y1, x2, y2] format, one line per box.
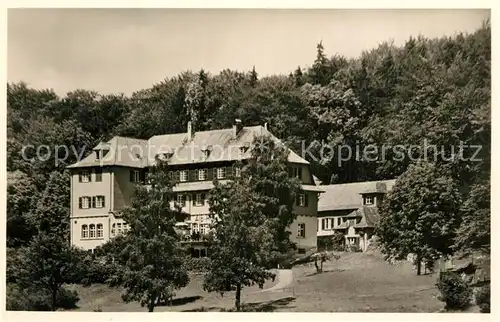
[233, 119, 243, 137]
[187, 121, 192, 141]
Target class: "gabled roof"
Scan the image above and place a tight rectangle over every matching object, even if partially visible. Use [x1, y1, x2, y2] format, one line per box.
[67, 125, 309, 169]
[335, 206, 380, 229]
[67, 136, 148, 168]
[318, 179, 397, 212]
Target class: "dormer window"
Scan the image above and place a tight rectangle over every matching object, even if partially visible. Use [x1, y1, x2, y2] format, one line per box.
[363, 196, 374, 205]
[202, 145, 212, 158]
[93, 142, 111, 162]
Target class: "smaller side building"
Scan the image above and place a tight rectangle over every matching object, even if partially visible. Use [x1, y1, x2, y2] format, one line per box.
[316, 179, 396, 252]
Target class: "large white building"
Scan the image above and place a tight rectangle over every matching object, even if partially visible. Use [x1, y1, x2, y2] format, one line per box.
[67, 120, 323, 255]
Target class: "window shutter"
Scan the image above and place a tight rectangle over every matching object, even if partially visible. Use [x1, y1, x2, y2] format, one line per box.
[130, 170, 134, 182]
[88, 173, 92, 182]
[208, 168, 213, 180]
[102, 196, 105, 208]
[298, 167, 303, 181]
[295, 195, 299, 207]
[202, 193, 206, 205]
[92, 196, 96, 208]
[190, 169, 196, 182]
[226, 166, 233, 179]
[78, 197, 82, 209]
[213, 168, 217, 180]
[176, 170, 180, 182]
[321, 219, 325, 230]
[304, 192, 309, 207]
[140, 170, 146, 182]
[78, 174, 82, 182]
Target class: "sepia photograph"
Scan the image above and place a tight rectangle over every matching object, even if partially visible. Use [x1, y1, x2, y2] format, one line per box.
[5, 6, 491, 315]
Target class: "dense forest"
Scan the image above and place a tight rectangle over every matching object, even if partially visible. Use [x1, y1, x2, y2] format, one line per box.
[7, 20, 490, 311]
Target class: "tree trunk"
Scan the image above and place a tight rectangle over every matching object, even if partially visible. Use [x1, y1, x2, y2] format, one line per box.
[148, 296, 156, 312]
[416, 257, 422, 276]
[235, 283, 241, 311]
[51, 287, 57, 311]
[314, 258, 322, 273]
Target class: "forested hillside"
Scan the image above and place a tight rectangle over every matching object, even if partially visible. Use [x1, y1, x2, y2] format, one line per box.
[8, 22, 490, 188]
[6, 20, 490, 311]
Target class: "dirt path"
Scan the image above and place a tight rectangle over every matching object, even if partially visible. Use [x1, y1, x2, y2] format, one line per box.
[257, 269, 293, 293]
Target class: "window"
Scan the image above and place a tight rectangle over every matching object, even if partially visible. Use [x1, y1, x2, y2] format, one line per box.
[298, 248, 306, 254]
[89, 224, 96, 238]
[176, 194, 186, 207]
[79, 196, 91, 209]
[117, 223, 122, 234]
[130, 170, 141, 183]
[81, 225, 89, 239]
[95, 196, 105, 208]
[198, 169, 207, 181]
[95, 150, 101, 160]
[200, 224, 206, 235]
[293, 167, 302, 180]
[364, 196, 374, 205]
[180, 170, 188, 182]
[97, 224, 103, 238]
[321, 218, 331, 230]
[123, 223, 129, 233]
[111, 223, 116, 237]
[95, 168, 103, 182]
[194, 193, 205, 206]
[349, 219, 355, 226]
[296, 193, 308, 207]
[234, 166, 242, 178]
[217, 167, 226, 179]
[79, 171, 91, 183]
[297, 223, 306, 238]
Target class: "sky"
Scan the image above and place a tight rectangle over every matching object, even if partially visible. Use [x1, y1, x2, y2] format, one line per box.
[8, 9, 490, 96]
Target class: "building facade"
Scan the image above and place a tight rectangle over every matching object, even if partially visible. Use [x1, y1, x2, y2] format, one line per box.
[67, 120, 322, 254]
[316, 180, 396, 252]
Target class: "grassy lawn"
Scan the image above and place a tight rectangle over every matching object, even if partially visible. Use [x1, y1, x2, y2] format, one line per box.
[69, 251, 446, 312]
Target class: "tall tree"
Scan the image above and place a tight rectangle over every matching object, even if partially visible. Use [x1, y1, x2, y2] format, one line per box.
[453, 180, 490, 255]
[245, 135, 302, 260]
[377, 162, 462, 274]
[204, 178, 276, 311]
[10, 171, 80, 311]
[114, 159, 189, 312]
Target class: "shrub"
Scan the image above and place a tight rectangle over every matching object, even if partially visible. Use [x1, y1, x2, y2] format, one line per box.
[184, 256, 211, 272]
[55, 287, 80, 309]
[7, 284, 51, 311]
[6, 284, 79, 311]
[475, 284, 490, 313]
[436, 272, 472, 310]
[317, 232, 344, 251]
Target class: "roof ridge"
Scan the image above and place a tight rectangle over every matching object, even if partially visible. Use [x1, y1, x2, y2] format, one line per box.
[320, 178, 397, 188]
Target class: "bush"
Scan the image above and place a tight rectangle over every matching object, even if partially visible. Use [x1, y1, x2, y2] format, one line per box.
[436, 272, 472, 310]
[7, 284, 79, 311]
[56, 287, 80, 309]
[475, 284, 490, 313]
[347, 243, 362, 252]
[317, 232, 344, 252]
[184, 257, 211, 272]
[7, 284, 52, 311]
